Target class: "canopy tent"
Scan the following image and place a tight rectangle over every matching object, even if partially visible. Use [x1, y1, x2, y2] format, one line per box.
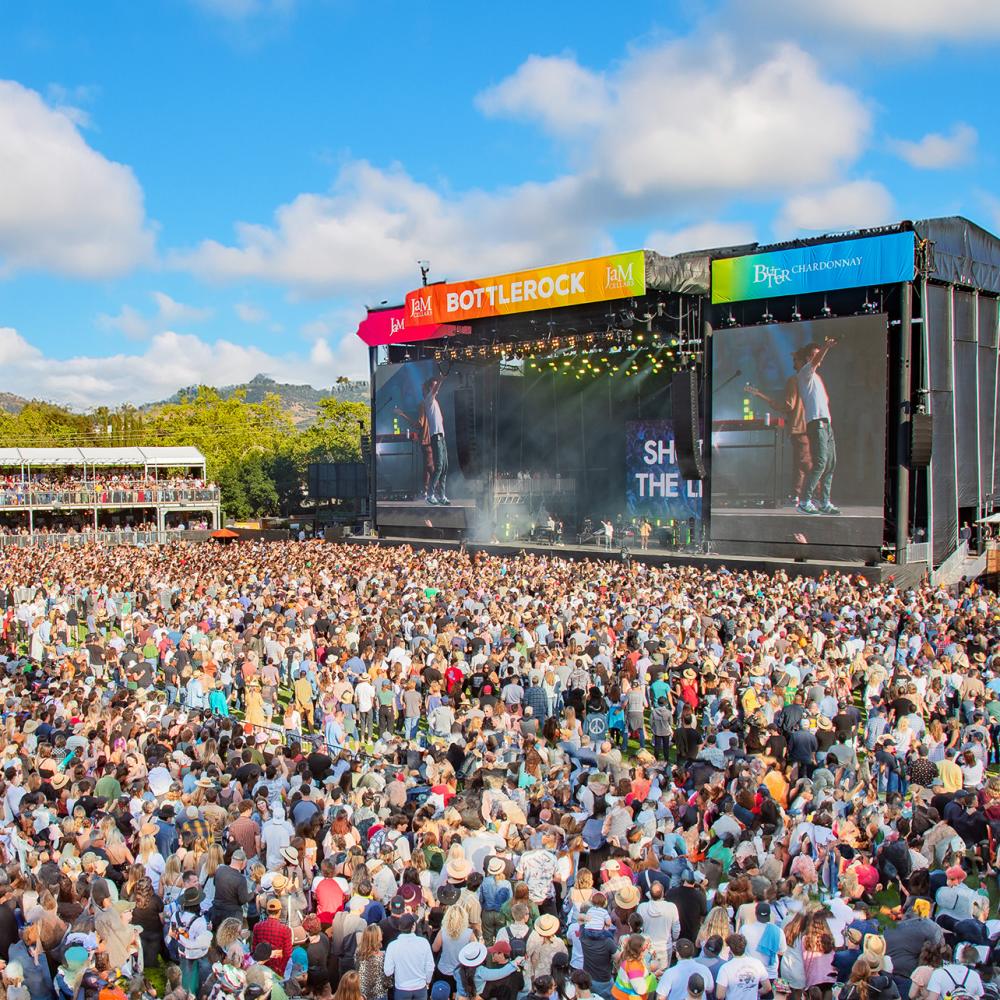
[0, 446, 206, 472]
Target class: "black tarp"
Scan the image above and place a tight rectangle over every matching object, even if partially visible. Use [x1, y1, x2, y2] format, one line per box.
[644, 250, 717, 296]
[926, 283, 958, 565]
[914, 216, 1000, 295]
[955, 289, 979, 505]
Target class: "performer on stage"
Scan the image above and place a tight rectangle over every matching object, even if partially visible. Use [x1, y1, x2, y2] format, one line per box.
[639, 518, 652, 550]
[746, 344, 813, 506]
[394, 404, 432, 500]
[600, 518, 614, 550]
[422, 371, 450, 505]
[795, 337, 839, 515]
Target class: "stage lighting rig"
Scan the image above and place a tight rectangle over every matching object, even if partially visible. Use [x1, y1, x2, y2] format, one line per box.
[791, 302, 802, 322]
[820, 297, 833, 317]
[723, 312, 738, 328]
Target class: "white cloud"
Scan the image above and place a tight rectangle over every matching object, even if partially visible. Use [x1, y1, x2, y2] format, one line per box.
[889, 123, 977, 169]
[176, 39, 871, 296]
[299, 303, 366, 342]
[0, 326, 367, 408]
[151, 291, 213, 324]
[175, 162, 602, 297]
[745, 0, 1000, 41]
[234, 302, 268, 324]
[645, 221, 756, 256]
[0, 80, 153, 278]
[777, 180, 895, 235]
[476, 55, 611, 136]
[479, 39, 870, 200]
[98, 291, 212, 340]
[97, 305, 151, 341]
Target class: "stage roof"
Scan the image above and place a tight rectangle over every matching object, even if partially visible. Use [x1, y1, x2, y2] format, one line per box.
[357, 215, 1000, 347]
[0, 446, 206, 468]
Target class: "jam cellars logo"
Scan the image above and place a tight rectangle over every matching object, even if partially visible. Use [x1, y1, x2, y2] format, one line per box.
[409, 295, 432, 321]
[605, 261, 635, 292]
[389, 315, 406, 338]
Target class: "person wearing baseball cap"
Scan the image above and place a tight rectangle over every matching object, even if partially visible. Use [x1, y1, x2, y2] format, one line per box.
[741, 904, 786, 981]
[252, 898, 292, 976]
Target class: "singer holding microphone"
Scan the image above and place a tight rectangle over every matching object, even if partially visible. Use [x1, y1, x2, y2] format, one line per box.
[795, 337, 840, 516]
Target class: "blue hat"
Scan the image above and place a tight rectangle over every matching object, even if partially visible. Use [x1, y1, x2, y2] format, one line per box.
[432, 983, 452, 1000]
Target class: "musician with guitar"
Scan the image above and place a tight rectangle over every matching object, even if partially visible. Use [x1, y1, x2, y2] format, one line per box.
[745, 344, 813, 507]
[393, 402, 433, 501]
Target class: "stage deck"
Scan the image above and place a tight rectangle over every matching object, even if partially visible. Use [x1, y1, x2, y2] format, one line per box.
[340, 534, 926, 586]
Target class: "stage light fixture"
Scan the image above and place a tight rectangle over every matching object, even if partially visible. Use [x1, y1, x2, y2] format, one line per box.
[791, 301, 802, 322]
[635, 333, 644, 342]
[820, 297, 832, 317]
[724, 312, 738, 328]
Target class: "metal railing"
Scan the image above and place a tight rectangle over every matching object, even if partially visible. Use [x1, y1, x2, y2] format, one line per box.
[0, 529, 213, 548]
[0, 487, 220, 508]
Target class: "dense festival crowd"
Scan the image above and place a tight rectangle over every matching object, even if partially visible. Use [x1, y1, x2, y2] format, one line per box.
[0, 539, 997, 1000]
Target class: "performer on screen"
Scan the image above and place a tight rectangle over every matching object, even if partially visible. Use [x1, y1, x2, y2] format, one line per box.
[393, 403, 433, 500]
[746, 344, 814, 507]
[422, 370, 450, 505]
[795, 337, 839, 516]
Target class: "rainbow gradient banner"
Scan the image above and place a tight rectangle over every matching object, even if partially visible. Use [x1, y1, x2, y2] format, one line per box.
[405, 250, 645, 326]
[711, 232, 914, 304]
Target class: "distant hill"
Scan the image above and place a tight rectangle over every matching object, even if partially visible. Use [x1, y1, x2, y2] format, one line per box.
[0, 392, 29, 414]
[150, 374, 369, 426]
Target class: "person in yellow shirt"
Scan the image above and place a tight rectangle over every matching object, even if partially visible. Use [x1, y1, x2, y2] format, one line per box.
[937, 752, 964, 794]
[293, 669, 315, 731]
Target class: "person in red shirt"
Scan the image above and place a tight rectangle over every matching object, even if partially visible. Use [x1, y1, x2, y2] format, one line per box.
[313, 858, 346, 926]
[252, 898, 292, 974]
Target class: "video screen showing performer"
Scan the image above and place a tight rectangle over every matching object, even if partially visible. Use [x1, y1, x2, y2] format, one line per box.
[710, 315, 888, 555]
[374, 360, 475, 505]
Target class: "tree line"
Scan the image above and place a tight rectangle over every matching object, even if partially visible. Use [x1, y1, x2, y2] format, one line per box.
[0, 388, 369, 520]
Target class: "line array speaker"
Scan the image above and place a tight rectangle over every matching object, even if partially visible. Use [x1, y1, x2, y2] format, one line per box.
[671, 369, 706, 480]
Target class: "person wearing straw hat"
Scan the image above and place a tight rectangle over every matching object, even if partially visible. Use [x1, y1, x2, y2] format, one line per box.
[525, 915, 567, 985]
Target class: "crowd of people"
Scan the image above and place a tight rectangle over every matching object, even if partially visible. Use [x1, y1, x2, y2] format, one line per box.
[0, 538, 996, 1000]
[0, 475, 215, 508]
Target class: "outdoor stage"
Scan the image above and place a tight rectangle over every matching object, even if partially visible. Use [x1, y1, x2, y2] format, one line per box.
[342, 533, 926, 587]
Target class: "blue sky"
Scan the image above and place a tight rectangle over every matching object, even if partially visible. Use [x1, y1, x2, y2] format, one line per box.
[1, 0, 999, 406]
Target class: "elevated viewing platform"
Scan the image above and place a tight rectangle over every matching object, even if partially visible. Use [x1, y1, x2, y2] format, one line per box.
[0, 446, 221, 533]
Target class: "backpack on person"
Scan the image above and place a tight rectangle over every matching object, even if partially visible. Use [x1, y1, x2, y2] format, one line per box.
[164, 906, 195, 962]
[942, 968, 978, 1000]
[507, 925, 530, 959]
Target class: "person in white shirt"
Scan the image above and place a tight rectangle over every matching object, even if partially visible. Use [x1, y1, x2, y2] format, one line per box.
[422, 372, 450, 506]
[354, 678, 376, 742]
[926, 947, 984, 1000]
[795, 337, 839, 516]
[656, 939, 715, 1000]
[740, 903, 786, 980]
[384, 915, 436, 1000]
[715, 934, 770, 1000]
[637, 881, 682, 966]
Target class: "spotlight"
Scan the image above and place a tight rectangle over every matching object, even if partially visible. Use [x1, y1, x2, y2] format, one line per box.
[723, 312, 738, 328]
[791, 301, 802, 322]
[820, 297, 832, 318]
[760, 309, 774, 325]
